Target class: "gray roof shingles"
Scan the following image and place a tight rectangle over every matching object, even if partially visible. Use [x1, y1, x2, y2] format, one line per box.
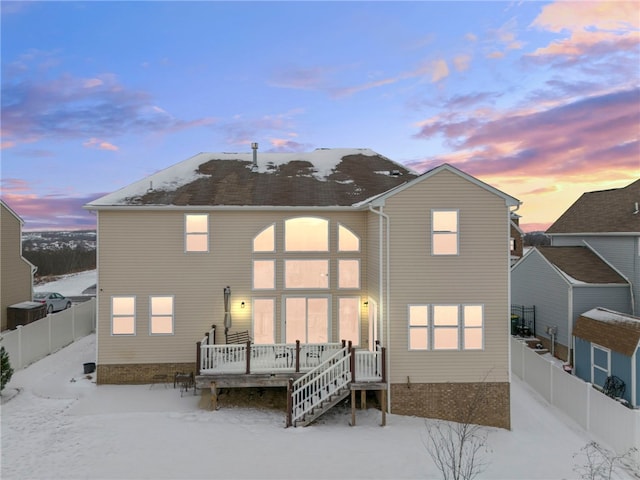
[537, 246, 628, 284]
[546, 179, 640, 234]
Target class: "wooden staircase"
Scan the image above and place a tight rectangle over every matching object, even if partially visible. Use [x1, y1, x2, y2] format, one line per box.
[293, 386, 351, 427]
[286, 343, 386, 427]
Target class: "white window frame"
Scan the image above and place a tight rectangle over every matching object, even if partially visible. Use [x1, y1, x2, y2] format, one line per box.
[253, 224, 275, 253]
[252, 298, 276, 344]
[591, 343, 611, 386]
[338, 297, 360, 346]
[338, 223, 360, 252]
[284, 259, 329, 289]
[408, 304, 429, 350]
[462, 304, 484, 350]
[149, 295, 174, 335]
[111, 296, 136, 336]
[431, 209, 459, 256]
[253, 260, 276, 290]
[338, 259, 360, 289]
[284, 217, 329, 252]
[185, 213, 209, 253]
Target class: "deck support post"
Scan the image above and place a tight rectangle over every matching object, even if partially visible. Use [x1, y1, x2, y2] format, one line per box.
[380, 389, 386, 426]
[210, 381, 217, 410]
[196, 341, 202, 375]
[350, 389, 356, 426]
[245, 340, 251, 374]
[286, 378, 293, 428]
[349, 342, 356, 383]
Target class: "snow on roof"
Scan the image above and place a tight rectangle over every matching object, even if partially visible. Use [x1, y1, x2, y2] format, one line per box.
[581, 307, 640, 325]
[87, 148, 409, 207]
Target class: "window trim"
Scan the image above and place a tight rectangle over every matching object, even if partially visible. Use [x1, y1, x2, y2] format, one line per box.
[253, 259, 276, 290]
[284, 259, 330, 289]
[407, 303, 484, 351]
[431, 209, 459, 256]
[149, 295, 175, 336]
[252, 297, 276, 344]
[338, 296, 361, 347]
[338, 223, 360, 252]
[408, 304, 430, 351]
[253, 224, 276, 253]
[185, 213, 209, 253]
[111, 295, 136, 336]
[284, 216, 329, 252]
[338, 258, 360, 289]
[591, 343, 611, 386]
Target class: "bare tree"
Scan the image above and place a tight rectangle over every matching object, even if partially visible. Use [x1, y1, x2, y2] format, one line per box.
[573, 442, 639, 480]
[422, 379, 493, 480]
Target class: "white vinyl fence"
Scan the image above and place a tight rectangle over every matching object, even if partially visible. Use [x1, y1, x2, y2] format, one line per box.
[0, 298, 96, 370]
[511, 337, 640, 462]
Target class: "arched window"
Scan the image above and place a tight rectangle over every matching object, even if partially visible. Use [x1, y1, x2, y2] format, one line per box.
[253, 224, 275, 252]
[338, 224, 360, 252]
[285, 217, 329, 252]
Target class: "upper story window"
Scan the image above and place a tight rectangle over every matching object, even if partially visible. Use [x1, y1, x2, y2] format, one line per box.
[185, 214, 209, 252]
[253, 260, 275, 289]
[432, 210, 458, 255]
[253, 224, 275, 252]
[285, 217, 328, 252]
[150, 296, 174, 335]
[112, 296, 135, 335]
[338, 224, 360, 252]
[338, 259, 360, 289]
[285, 260, 329, 288]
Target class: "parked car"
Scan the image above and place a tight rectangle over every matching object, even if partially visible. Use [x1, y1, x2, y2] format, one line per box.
[33, 292, 72, 313]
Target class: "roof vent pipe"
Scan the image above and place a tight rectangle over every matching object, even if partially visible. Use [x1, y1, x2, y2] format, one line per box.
[251, 142, 258, 168]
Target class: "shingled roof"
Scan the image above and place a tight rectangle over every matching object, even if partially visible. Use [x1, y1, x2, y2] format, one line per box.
[573, 308, 640, 356]
[546, 179, 640, 234]
[87, 149, 418, 207]
[536, 246, 628, 284]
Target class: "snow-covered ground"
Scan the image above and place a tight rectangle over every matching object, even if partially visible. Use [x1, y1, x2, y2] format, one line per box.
[2, 270, 637, 479]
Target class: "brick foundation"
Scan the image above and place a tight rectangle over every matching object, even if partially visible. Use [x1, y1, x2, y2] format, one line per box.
[390, 381, 511, 429]
[97, 363, 197, 385]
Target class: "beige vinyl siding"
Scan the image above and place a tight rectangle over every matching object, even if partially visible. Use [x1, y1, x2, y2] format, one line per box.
[97, 209, 369, 365]
[383, 169, 510, 384]
[1, 203, 33, 331]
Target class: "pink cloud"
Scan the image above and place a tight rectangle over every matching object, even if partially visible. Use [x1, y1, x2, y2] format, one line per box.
[529, 1, 640, 60]
[0, 190, 101, 231]
[82, 138, 119, 151]
[410, 88, 639, 183]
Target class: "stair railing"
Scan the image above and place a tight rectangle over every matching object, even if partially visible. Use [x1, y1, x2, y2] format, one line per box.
[287, 345, 351, 427]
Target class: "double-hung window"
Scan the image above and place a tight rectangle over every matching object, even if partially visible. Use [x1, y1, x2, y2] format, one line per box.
[150, 296, 174, 335]
[112, 296, 135, 335]
[185, 214, 209, 252]
[432, 210, 458, 255]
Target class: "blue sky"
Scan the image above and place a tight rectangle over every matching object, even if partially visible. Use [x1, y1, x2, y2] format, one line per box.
[2, 1, 638, 231]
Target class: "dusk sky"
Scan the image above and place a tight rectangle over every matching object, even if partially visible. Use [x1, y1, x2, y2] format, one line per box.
[1, 1, 638, 232]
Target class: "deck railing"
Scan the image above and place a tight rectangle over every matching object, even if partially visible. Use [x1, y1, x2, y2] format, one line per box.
[288, 345, 352, 426]
[353, 346, 385, 382]
[198, 339, 343, 375]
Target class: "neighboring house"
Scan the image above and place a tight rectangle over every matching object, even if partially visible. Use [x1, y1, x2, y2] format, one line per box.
[0, 200, 36, 331]
[510, 212, 524, 266]
[85, 148, 520, 428]
[512, 179, 639, 362]
[573, 307, 640, 408]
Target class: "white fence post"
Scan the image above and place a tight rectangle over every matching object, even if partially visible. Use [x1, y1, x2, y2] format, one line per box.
[16, 325, 23, 369]
[47, 314, 52, 355]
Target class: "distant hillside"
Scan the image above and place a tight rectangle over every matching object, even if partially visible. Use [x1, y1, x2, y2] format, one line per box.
[22, 230, 96, 277]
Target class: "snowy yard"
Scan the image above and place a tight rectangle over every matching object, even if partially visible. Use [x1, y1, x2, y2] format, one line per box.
[2, 332, 638, 480]
[2, 269, 637, 479]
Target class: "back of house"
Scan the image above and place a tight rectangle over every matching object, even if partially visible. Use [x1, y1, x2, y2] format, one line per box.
[85, 148, 519, 428]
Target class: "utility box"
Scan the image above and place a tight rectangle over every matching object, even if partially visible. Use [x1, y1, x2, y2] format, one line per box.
[7, 301, 47, 330]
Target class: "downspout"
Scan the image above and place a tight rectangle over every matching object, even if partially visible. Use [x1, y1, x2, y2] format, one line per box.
[631, 346, 637, 408]
[568, 285, 573, 364]
[508, 204, 521, 383]
[369, 204, 391, 413]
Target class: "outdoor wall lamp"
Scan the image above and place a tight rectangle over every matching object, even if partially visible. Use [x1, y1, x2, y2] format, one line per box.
[241, 301, 245, 309]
